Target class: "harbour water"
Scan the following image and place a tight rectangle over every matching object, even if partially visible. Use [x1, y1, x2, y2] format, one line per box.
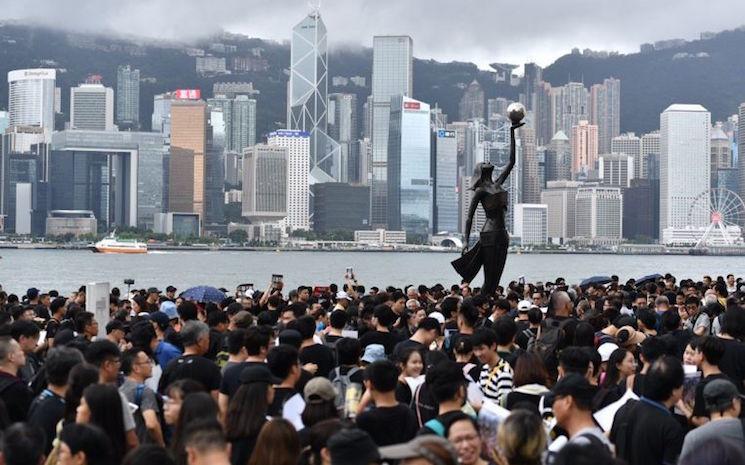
[0, 249, 743, 295]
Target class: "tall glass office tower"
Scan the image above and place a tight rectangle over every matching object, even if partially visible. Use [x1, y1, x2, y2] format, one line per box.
[387, 96, 431, 240]
[371, 36, 413, 228]
[287, 9, 339, 184]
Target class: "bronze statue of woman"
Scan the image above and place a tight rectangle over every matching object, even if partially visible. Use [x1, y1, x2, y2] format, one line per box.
[452, 103, 525, 296]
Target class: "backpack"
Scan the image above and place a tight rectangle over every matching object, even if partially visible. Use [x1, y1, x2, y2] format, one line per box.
[329, 367, 362, 415]
[527, 319, 565, 361]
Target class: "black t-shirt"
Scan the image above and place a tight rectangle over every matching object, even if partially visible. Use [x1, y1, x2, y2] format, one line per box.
[230, 427, 263, 465]
[515, 327, 537, 350]
[35, 304, 51, 321]
[325, 334, 344, 344]
[719, 338, 745, 392]
[359, 331, 399, 355]
[0, 372, 32, 424]
[395, 380, 413, 406]
[300, 344, 336, 378]
[610, 399, 684, 465]
[693, 373, 733, 418]
[45, 318, 61, 341]
[391, 339, 426, 364]
[158, 354, 222, 394]
[356, 403, 418, 446]
[28, 389, 65, 453]
[220, 361, 266, 397]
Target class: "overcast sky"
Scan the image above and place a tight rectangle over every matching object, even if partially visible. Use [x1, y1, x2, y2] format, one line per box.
[3, 1, 745, 68]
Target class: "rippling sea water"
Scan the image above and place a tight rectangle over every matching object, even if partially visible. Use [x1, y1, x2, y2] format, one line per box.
[0, 249, 742, 295]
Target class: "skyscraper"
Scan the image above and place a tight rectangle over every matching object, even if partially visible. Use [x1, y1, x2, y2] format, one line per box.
[519, 127, 540, 204]
[7, 69, 56, 139]
[561, 82, 588, 135]
[70, 83, 114, 131]
[590, 78, 621, 154]
[660, 104, 711, 235]
[152, 93, 173, 137]
[739, 103, 745, 202]
[116, 65, 140, 128]
[371, 35, 413, 228]
[598, 154, 634, 188]
[575, 186, 623, 244]
[0, 127, 47, 234]
[205, 108, 226, 225]
[545, 131, 571, 181]
[541, 180, 581, 241]
[169, 100, 207, 220]
[208, 95, 257, 154]
[641, 131, 660, 179]
[571, 121, 598, 179]
[328, 93, 359, 182]
[458, 80, 484, 121]
[268, 130, 310, 231]
[523, 63, 543, 112]
[611, 132, 641, 179]
[241, 145, 288, 223]
[513, 203, 548, 245]
[431, 128, 458, 233]
[287, 9, 340, 183]
[387, 96, 431, 239]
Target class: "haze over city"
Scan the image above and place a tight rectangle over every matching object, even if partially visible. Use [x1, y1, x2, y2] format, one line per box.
[4, 0, 745, 67]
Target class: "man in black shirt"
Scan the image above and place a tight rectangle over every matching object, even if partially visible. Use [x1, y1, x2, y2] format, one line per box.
[356, 359, 418, 446]
[391, 317, 441, 363]
[218, 326, 271, 416]
[297, 316, 335, 378]
[267, 344, 305, 430]
[610, 356, 685, 465]
[690, 336, 733, 425]
[158, 321, 222, 400]
[28, 347, 84, 453]
[44, 297, 67, 348]
[0, 337, 33, 423]
[417, 361, 468, 435]
[359, 305, 399, 355]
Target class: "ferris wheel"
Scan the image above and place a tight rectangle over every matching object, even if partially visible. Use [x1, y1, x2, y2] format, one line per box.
[687, 188, 745, 248]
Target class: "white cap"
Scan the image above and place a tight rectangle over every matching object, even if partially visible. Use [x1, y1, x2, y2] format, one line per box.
[428, 311, 445, 325]
[598, 342, 620, 363]
[336, 291, 352, 301]
[518, 300, 532, 311]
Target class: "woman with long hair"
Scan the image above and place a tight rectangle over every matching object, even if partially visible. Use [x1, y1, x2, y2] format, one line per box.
[248, 418, 301, 465]
[76, 384, 127, 465]
[162, 379, 205, 428]
[170, 392, 220, 465]
[300, 377, 339, 444]
[395, 347, 424, 405]
[225, 366, 276, 465]
[63, 364, 99, 424]
[595, 348, 637, 410]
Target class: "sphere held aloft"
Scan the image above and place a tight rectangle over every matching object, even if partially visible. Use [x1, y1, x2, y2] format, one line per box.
[506, 102, 526, 125]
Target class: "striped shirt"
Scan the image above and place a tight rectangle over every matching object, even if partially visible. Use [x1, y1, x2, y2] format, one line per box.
[479, 358, 513, 406]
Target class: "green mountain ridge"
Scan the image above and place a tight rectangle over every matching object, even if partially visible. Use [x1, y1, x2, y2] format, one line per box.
[0, 22, 743, 138]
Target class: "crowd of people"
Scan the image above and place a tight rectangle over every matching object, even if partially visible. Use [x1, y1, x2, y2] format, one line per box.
[0, 272, 744, 465]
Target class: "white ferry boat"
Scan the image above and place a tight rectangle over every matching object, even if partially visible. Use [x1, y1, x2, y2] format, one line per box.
[90, 233, 147, 254]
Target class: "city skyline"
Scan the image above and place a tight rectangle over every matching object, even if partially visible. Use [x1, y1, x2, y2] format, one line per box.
[3, 1, 745, 68]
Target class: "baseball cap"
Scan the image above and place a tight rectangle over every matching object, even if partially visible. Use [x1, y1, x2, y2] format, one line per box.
[159, 301, 178, 320]
[336, 291, 353, 301]
[598, 342, 619, 363]
[379, 436, 458, 465]
[328, 428, 380, 465]
[239, 364, 281, 385]
[518, 300, 531, 311]
[704, 378, 745, 413]
[428, 311, 445, 325]
[147, 287, 161, 295]
[303, 377, 337, 404]
[26, 288, 40, 300]
[150, 311, 170, 330]
[361, 344, 386, 364]
[547, 373, 596, 407]
[166, 285, 177, 293]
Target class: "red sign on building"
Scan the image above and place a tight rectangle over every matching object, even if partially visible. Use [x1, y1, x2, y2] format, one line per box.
[174, 89, 201, 100]
[403, 101, 421, 110]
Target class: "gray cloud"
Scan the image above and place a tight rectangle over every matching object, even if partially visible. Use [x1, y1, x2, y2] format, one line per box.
[3, 0, 745, 67]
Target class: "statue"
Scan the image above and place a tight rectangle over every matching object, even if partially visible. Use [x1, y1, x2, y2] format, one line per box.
[451, 103, 525, 296]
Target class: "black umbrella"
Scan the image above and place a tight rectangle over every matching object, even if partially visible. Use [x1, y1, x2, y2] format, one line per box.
[580, 276, 612, 288]
[635, 274, 663, 287]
